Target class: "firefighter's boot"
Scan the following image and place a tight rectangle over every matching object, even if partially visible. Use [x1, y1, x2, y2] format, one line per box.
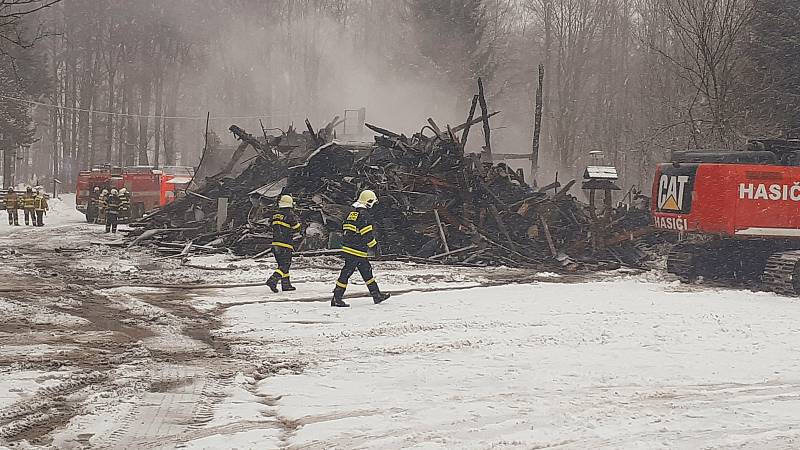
[265, 274, 280, 293]
[281, 277, 296, 292]
[331, 285, 349, 307]
[331, 296, 350, 307]
[367, 282, 390, 304]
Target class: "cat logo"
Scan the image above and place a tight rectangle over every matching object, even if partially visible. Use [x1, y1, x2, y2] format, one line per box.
[657, 174, 690, 212]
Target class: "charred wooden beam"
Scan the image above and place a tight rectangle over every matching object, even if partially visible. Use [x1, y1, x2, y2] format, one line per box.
[477, 78, 492, 161]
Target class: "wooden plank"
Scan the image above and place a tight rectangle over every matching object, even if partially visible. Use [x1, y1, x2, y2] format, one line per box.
[531, 63, 544, 184]
[460, 95, 479, 144]
[430, 244, 478, 260]
[180, 240, 194, 257]
[540, 217, 558, 257]
[493, 153, 533, 160]
[537, 181, 561, 193]
[452, 111, 501, 133]
[427, 118, 443, 139]
[364, 122, 402, 139]
[553, 180, 576, 200]
[186, 190, 214, 201]
[216, 197, 228, 231]
[432, 209, 450, 253]
[446, 124, 458, 143]
[489, 205, 515, 251]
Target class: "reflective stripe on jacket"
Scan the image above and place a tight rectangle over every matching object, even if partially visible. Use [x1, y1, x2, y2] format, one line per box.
[34, 196, 47, 211]
[271, 210, 300, 250]
[4, 193, 19, 209]
[22, 194, 35, 209]
[341, 207, 377, 258]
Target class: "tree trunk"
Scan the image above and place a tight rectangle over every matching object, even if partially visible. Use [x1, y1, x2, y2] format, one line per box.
[138, 76, 152, 166]
[69, 59, 79, 182]
[153, 70, 163, 168]
[542, 0, 553, 168]
[59, 68, 72, 184]
[123, 71, 137, 167]
[77, 68, 94, 171]
[115, 82, 126, 166]
[50, 41, 61, 181]
[51, 108, 59, 181]
[105, 66, 116, 164]
[163, 73, 179, 166]
[90, 101, 101, 168]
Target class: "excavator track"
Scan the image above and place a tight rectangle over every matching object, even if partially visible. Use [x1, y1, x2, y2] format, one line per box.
[761, 250, 800, 296]
[666, 246, 699, 281]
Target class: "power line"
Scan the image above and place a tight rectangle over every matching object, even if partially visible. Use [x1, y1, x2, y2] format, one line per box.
[0, 94, 292, 121]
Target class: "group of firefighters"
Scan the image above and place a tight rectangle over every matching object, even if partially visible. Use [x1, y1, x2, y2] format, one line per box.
[4, 186, 49, 227]
[88, 186, 131, 233]
[265, 189, 391, 307]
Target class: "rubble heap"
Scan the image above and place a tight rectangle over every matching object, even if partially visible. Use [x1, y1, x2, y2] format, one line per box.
[281, 122, 654, 269]
[127, 115, 655, 270]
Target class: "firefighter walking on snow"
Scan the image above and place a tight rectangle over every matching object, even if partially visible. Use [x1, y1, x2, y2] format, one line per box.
[118, 188, 131, 222]
[106, 189, 121, 233]
[266, 195, 301, 293]
[22, 186, 35, 226]
[331, 190, 390, 307]
[33, 190, 48, 227]
[5, 188, 19, 226]
[97, 189, 109, 224]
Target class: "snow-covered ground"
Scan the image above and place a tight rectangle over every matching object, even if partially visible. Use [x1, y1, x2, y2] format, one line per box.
[1, 196, 800, 449]
[183, 280, 798, 449]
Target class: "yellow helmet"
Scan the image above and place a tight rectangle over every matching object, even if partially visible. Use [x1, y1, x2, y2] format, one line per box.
[358, 190, 378, 208]
[278, 194, 294, 208]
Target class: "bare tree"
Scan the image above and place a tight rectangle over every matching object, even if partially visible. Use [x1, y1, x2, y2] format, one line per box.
[0, 0, 61, 52]
[649, 0, 755, 149]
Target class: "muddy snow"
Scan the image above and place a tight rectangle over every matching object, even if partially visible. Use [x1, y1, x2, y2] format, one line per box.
[0, 196, 799, 449]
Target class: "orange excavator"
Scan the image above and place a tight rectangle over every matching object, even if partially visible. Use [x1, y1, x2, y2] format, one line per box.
[652, 139, 800, 295]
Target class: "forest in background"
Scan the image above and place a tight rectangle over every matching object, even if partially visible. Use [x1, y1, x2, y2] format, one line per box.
[2, 0, 800, 192]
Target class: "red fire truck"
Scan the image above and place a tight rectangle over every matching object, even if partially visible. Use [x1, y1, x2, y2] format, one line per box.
[76, 165, 193, 222]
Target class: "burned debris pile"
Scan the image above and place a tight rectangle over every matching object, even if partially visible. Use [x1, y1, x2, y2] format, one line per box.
[126, 114, 655, 271]
[125, 120, 333, 255]
[282, 122, 654, 269]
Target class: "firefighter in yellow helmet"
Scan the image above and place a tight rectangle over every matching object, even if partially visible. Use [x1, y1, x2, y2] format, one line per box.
[21, 186, 35, 226]
[33, 189, 48, 227]
[5, 187, 19, 226]
[331, 190, 390, 307]
[105, 189, 121, 233]
[97, 189, 109, 224]
[118, 188, 131, 222]
[265, 195, 301, 293]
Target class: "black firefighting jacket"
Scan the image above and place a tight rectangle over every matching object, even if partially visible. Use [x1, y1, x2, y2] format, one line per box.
[341, 205, 377, 258]
[119, 193, 131, 211]
[271, 209, 301, 250]
[107, 194, 121, 215]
